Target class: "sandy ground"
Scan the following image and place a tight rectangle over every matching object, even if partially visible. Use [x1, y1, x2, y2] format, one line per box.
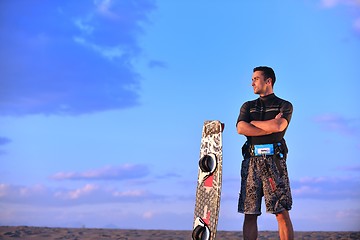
[0, 226, 359, 240]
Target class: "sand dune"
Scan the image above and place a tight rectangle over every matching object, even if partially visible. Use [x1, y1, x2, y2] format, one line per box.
[0, 226, 359, 240]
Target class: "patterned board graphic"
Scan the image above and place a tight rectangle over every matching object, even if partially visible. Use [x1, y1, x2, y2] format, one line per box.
[192, 120, 223, 240]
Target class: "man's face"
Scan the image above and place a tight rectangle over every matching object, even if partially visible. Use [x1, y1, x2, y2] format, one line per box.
[251, 71, 269, 95]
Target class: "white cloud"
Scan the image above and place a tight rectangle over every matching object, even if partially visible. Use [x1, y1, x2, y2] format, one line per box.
[51, 164, 150, 181]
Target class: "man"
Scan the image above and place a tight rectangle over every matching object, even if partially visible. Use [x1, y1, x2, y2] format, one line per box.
[236, 66, 294, 240]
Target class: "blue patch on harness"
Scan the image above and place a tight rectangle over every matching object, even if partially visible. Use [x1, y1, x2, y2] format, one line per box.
[254, 144, 274, 156]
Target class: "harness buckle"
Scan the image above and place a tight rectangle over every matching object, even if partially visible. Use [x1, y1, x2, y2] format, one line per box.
[254, 144, 274, 156]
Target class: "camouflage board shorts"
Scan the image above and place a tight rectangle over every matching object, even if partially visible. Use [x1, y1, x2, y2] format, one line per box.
[238, 154, 292, 215]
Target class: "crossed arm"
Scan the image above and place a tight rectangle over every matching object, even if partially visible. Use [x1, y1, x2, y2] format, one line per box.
[236, 113, 288, 136]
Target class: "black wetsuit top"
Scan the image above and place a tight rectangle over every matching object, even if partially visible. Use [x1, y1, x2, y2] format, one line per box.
[236, 93, 293, 145]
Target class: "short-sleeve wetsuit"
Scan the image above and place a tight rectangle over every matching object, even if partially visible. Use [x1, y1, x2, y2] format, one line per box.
[236, 93, 293, 145]
[236, 93, 293, 215]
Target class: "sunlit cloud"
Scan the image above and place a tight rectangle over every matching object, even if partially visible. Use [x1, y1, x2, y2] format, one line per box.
[51, 164, 150, 181]
[53, 184, 152, 203]
[55, 184, 98, 200]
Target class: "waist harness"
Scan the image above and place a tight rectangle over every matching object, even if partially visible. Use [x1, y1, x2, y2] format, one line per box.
[242, 139, 288, 159]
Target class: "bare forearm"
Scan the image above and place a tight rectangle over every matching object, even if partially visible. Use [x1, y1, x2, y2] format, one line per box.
[251, 118, 288, 133]
[236, 121, 272, 136]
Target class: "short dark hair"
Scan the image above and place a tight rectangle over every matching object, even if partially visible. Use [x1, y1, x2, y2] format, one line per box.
[253, 66, 276, 86]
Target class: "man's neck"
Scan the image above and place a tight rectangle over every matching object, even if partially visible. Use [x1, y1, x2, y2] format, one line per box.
[259, 90, 274, 97]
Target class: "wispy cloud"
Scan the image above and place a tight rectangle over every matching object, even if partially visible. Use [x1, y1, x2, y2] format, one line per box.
[148, 60, 167, 69]
[319, 0, 360, 34]
[0, 182, 163, 206]
[337, 164, 360, 171]
[155, 172, 182, 179]
[0, 137, 11, 146]
[73, 36, 126, 61]
[0, 198, 193, 230]
[0, 0, 156, 116]
[0, 137, 11, 155]
[320, 0, 360, 8]
[355, 17, 360, 33]
[292, 176, 360, 200]
[0, 183, 49, 203]
[313, 113, 360, 137]
[51, 164, 150, 181]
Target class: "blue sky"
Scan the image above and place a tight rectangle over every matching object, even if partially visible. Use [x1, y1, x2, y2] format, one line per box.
[0, 0, 359, 231]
